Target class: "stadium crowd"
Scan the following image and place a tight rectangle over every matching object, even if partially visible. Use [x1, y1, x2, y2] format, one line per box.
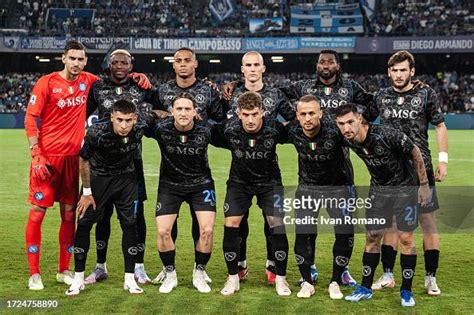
[1, 71, 472, 113]
[13, 0, 473, 37]
[369, 0, 473, 36]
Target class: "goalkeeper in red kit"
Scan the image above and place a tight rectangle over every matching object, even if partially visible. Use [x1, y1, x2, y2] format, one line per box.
[24, 40, 151, 290]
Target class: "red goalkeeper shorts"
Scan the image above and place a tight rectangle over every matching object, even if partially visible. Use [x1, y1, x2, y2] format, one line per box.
[28, 155, 79, 208]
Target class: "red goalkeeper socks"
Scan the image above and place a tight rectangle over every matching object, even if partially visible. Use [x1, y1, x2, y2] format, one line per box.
[26, 208, 45, 275]
[59, 210, 76, 272]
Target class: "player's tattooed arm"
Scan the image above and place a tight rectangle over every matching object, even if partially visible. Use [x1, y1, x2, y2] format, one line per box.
[435, 122, 448, 181]
[411, 145, 431, 207]
[77, 157, 96, 218]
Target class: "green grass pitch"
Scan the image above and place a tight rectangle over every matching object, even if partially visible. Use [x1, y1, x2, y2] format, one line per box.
[0, 129, 473, 314]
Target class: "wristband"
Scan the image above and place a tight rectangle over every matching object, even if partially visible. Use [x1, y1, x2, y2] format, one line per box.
[419, 181, 429, 186]
[439, 152, 448, 163]
[83, 187, 92, 196]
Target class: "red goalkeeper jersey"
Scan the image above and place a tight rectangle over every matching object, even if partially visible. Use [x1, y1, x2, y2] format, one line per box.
[25, 71, 98, 156]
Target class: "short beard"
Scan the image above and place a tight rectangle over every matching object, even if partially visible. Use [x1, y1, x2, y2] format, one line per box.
[391, 76, 411, 90]
[317, 69, 337, 81]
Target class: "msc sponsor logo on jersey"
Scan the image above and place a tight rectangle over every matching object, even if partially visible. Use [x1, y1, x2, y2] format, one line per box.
[299, 151, 335, 162]
[56, 95, 87, 109]
[79, 82, 87, 91]
[320, 99, 347, 108]
[175, 146, 203, 155]
[241, 150, 271, 159]
[365, 156, 390, 167]
[383, 108, 417, 119]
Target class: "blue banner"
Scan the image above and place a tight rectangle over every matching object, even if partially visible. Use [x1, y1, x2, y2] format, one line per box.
[290, 3, 364, 34]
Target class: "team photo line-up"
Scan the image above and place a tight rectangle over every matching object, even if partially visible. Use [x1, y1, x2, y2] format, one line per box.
[24, 40, 448, 307]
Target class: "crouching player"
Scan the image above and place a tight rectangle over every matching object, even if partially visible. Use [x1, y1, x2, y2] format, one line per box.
[214, 92, 291, 296]
[147, 93, 216, 294]
[66, 99, 156, 296]
[335, 104, 430, 307]
[287, 95, 355, 299]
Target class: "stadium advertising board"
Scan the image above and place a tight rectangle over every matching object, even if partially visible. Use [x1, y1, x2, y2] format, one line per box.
[300, 37, 355, 49]
[20, 36, 67, 50]
[243, 37, 299, 51]
[356, 36, 474, 54]
[290, 3, 364, 34]
[2, 36, 357, 53]
[243, 37, 355, 52]
[131, 37, 242, 51]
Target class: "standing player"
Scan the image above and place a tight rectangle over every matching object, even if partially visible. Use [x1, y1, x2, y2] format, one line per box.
[335, 104, 431, 307]
[214, 92, 290, 296]
[152, 47, 225, 285]
[84, 49, 154, 285]
[24, 40, 151, 290]
[66, 99, 156, 296]
[287, 95, 354, 299]
[24, 40, 98, 290]
[225, 51, 295, 284]
[147, 93, 217, 294]
[364, 51, 447, 295]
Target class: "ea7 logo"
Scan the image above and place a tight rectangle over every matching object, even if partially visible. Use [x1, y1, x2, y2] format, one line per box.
[225, 252, 237, 261]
